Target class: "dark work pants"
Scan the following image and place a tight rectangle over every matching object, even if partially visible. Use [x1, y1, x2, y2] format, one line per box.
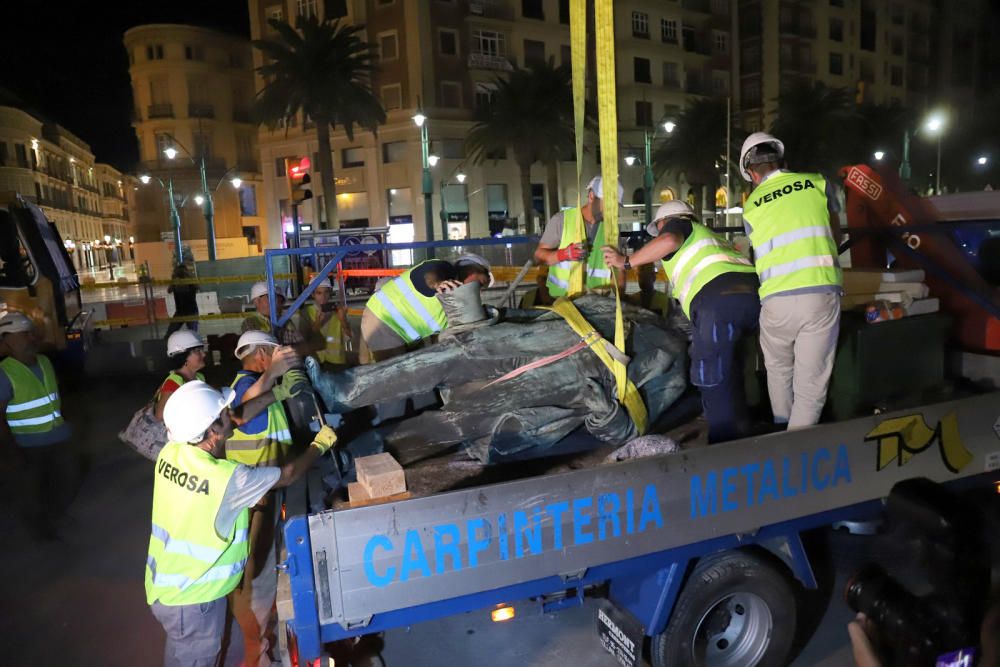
[17, 442, 78, 539]
[689, 279, 761, 444]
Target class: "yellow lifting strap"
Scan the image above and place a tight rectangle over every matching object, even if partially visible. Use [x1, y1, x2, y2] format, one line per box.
[568, 0, 587, 297]
[546, 297, 649, 435]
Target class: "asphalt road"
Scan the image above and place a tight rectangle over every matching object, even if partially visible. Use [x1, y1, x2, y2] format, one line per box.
[0, 373, 874, 666]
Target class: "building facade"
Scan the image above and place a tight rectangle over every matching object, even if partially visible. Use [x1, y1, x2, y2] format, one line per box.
[124, 24, 267, 254]
[0, 103, 137, 272]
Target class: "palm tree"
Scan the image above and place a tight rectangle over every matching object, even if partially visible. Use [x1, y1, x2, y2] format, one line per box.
[253, 15, 386, 230]
[770, 81, 861, 179]
[652, 98, 742, 215]
[466, 61, 575, 234]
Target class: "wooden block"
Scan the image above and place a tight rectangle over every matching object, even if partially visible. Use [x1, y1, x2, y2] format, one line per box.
[355, 452, 406, 498]
[348, 481, 371, 504]
[348, 490, 411, 509]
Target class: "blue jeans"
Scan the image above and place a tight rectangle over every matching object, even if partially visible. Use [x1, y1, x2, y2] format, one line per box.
[689, 278, 761, 444]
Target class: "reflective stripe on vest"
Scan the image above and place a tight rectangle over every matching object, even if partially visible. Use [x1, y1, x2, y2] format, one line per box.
[225, 370, 293, 468]
[660, 223, 755, 318]
[366, 262, 448, 343]
[743, 171, 842, 299]
[145, 443, 249, 606]
[546, 208, 614, 297]
[0, 355, 63, 435]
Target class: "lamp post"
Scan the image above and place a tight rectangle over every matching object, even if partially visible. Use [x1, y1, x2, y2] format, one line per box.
[413, 111, 436, 257]
[140, 173, 184, 265]
[628, 120, 675, 229]
[924, 112, 946, 194]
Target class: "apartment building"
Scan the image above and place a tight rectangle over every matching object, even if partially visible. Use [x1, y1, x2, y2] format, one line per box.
[124, 24, 267, 255]
[0, 100, 137, 271]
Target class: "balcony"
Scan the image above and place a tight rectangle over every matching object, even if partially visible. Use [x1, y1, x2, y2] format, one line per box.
[468, 52, 514, 71]
[467, 0, 514, 21]
[682, 36, 711, 56]
[188, 103, 215, 119]
[148, 104, 174, 119]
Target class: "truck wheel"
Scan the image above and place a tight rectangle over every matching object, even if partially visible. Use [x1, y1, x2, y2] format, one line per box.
[651, 550, 796, 667]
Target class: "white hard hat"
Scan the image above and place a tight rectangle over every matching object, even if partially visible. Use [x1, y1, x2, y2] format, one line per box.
[166, 329, 206, 357]
[587, 176, 625, 203]
[739, 132, 785, 181]
[235, 330, 279, 360]
[454, 253, 495, 287]
[163, 380, 235, 443]
[313, 275, 335, 291]
[647, 201, 697, 236]
[0, 311, 33, 335]
[250, 281, 270, 302]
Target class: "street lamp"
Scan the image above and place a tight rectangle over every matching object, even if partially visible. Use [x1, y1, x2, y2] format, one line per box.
[874, 150, 885, 161]
[624, 155, 638, 167]
[413, 108, 435, 254]
[138, 173, 184, 264]
[638, 120, 677, 229]
[923, 111, 946, 194]
[663, 121, 676, 134]
[194, 194, 205, 206]
[139, 174, 151, 185]
[977, 155, 988, 166]
[456, 172, 467, 184]
[230, 176, 242, 189]
[428, 154, 440, 167]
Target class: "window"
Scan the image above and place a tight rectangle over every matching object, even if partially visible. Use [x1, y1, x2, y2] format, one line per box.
[472, 30, 506, 56]
[275, 158, 287, 177]
[155, 133, 174, 158]
[147, 44, 164, 60]
[383, 141, 407, 163]
[434, 139, 465, 160]
[742, 79, 761, 106]
[559, 0, 570, 24]
[632, 12, 649, 38]
[890, 3, 904, 25]
[475, 81, 498, 110]
[661, 19, 678, 44]
[343, 147, 365, 168]
[297, 0, 318, 18]
[438, 29, 458, 56]
[890, 65, 903, 86]
[713, 31, 728, 53]
[193, 132, 212, 159]
[561, 44, 571, 66]
[381, 84, 402, 110]
[891, 35, 903, 56]
[522, 0, 543, 20]
[14, 143, 27, 168]
[635, 100, 652, 127]
[265, 4, 283, 22]
[524, 39, 545, 66]
[378, 31, 399, 60]
[184, 44, 204, 61]
[238, 185, 258, 216]
[829, 52, 843, 75]
[712, 71, 729, 95]
[633, 57, 651, 84]
[440, 81, 463, 108]
[829, 18, 843, 41]
[663, 62, 679, 87]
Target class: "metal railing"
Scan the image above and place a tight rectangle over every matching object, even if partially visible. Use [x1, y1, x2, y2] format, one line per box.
[148, 104, 174, 119]
[189, 103, 215, 119]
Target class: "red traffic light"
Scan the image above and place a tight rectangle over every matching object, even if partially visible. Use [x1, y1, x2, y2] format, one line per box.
[288, 157, 311, 179]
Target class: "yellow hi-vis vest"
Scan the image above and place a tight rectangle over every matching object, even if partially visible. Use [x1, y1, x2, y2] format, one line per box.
[243, 312, 273, 334]
[0, 355, 63, 435]
[659, 223, 755, 318]
[145, 442, 249, 606]
[546, 207, 614, 297]
[365, 262, 448, 343]
[742, 171, 842, 299]
[156, 371, 206, 402]
[225, 370, 292, 467]
[304, 304, 346, 365]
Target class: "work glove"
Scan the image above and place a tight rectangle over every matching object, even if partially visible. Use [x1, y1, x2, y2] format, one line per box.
[310, 425, 338, 454]
[273, 369, 308, 401]
[556, 243, 585, 262]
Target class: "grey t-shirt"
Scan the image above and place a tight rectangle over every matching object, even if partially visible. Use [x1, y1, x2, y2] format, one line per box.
[214, 464, 281, 537]
[0, 363, 72, 448]
[539, 210, 603, 248]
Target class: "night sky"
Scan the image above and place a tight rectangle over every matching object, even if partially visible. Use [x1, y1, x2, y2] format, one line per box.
[0, 1, 249, 172]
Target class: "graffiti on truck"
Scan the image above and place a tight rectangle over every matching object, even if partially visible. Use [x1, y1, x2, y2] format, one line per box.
[865, 412, 972, 474]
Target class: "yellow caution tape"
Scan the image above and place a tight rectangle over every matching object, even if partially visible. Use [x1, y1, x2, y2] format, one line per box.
[79, 274, 296, 290]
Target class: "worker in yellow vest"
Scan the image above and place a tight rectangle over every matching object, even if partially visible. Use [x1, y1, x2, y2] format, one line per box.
[0, 311, 75, 541]
[739, 132, 843, 430]
[603, 201, 759, 443]
[301, 276, 352, 369]
[361, 254, 493, 363]
[146, 380, 336, 667]
[154, 329, 208, 421]
[226, 329, 309, 665]
[535, 176, 624, 297]
[243, 281, 308, 354]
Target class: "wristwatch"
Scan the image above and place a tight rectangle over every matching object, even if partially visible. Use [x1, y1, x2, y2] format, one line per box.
[623, 259, 631, 271]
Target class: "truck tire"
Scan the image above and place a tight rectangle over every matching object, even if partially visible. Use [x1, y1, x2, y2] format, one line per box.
[651, 550, 797, 667]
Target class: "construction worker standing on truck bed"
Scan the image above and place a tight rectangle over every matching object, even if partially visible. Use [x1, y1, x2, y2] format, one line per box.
[603, 202, 759, 443]
[146, 381, 336, 667]
[535, 176, 625, 297]
[0, 311, 76, 541]
[227, 330, 309, 666]
[300, 276, 353, 369]
[739, 132, 843, 430]
[361, 253, 493, 363]
[243, 281, 309, 354]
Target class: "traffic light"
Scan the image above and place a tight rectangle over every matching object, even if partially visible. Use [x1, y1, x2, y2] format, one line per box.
[285, 156, 313, 204]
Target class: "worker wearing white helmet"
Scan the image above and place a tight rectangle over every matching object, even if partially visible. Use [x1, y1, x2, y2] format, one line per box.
[361, 253, 492, 363]
[0, 311, 75, 540]
[242, 281, 307, 352]
[153, 329, 208, 421]
[300, 275, 353, 368]
[603, 201, 760, 443]
[739, 131, 843, 430]
[145, 380, 337, 667]
[535, 175, 625, 297]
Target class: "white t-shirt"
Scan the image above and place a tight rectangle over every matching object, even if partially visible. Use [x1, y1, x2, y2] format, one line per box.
[214, 464, 281, 537]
